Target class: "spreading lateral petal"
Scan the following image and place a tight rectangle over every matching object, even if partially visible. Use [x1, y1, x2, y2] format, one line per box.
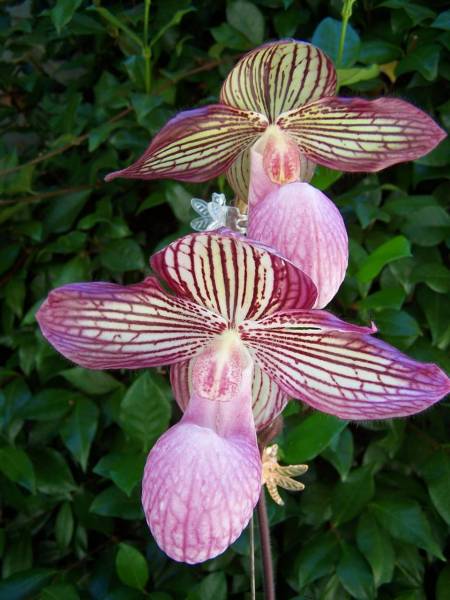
[240, 310, 450, 420]
[277, 97, 447, 171]
[37, 277, 226, 369]
[105, 104, 267, 182]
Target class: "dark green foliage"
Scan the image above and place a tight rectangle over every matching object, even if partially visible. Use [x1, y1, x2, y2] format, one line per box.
[0, 1, 449, 598]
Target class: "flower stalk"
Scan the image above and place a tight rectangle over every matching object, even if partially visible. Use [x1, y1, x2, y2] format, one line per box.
[337, 0, 358, 68]
[143, 0, 152, 93]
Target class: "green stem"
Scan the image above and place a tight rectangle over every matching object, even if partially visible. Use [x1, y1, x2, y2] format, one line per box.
[337, 0, 357, 68]
[143, 0, 152, 93]
[336, 17, 348, 68]
[144, 0, 151, 43]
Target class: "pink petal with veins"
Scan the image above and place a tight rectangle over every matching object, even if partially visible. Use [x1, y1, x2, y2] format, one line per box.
[151, 231, 317, 320]
[36, 278, 226, 369]
[171, 358, 288, 431]
[240, 310, 450, 420]
[142, 337, 261, 564]
[248, 182, 348, 308]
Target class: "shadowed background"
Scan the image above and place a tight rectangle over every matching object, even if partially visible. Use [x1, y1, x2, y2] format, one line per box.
[0, 0, 449, 598]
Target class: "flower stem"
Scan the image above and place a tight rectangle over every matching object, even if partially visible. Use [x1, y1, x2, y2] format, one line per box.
[249, 516, 256, 600]
[336, 19, 348, 68]
[337, 0, 357, 68]
[143, 0, 152, 93]
[257, 489, 275, 600]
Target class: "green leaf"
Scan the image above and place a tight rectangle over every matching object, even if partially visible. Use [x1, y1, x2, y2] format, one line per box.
[411, 263, 450, 294]
[296, 532, 339, 588]
[370, 497, 444, 559]
[33, 449, 76, 497]
[0, 446, 35, 493]
[356, 513, 395, 586]
[380, 1, 436, 25]
[61, 396, 99, 471]
[337, 64, 380, 87]
[0, 569, 56, 600]
[417, 287, 450, 350]
[116, 543, 149, 590]
[226, 1, 264, 45]
[55, 502, 74, 549]
[94, 452, 146, 496]
[357, 236, 411, 283]
[60, 368, 121, 395]
[90, 486, 142, 520]
[397, 44, 441, 81]
[310, 165, 343, 191]
[284, 414, 348, 463]
[50, 0, 82, 34]
[120, 372, 171, 452]
[322, 428, 354, 480]
[337, 543, 375, 600]
[40, 584, 80, 600]
[432, 10, 450, 30]
[18, 389, 73, 421]
[100, 238, 145, 272]
[312, 17, 360, 67]
[150, 8, 195, 48]
[420, 450, 450, 525]
[188, 573, 227, 600]
[436, 565, 450, 600]
[358, 288, 406, 311]
[375, 309, 421, 340]
[402, 207, 450, 247]
[331, 466, 375, 525]
[43, 191, 91, 235]
[2, 534, 32, 578]
[93, 6, 143, 49]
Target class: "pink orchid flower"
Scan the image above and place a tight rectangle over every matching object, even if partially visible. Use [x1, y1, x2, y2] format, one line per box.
[105, 39, 445, 201]
[247, 144, 348, 308]
[37, 231, 450, 564]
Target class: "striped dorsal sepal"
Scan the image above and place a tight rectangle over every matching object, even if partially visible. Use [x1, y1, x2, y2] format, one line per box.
[220, 40, 337, 121]
[150, 230, 317, 324]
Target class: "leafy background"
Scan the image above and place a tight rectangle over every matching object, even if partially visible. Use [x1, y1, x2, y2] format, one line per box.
[0, 0, 449, 598]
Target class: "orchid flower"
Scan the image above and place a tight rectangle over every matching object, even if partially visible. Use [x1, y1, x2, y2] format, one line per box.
[247, 143, 349, 308]
[105, 39, 445, 202]
[37, 231, 450, 564]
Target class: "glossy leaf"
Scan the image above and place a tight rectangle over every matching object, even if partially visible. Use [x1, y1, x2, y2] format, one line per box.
[284, 413, 347, 463]
[116, 543, 149, 590]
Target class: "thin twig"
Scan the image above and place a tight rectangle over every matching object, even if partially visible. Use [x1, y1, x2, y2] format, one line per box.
[257, 489, 275, 600]
[250, 515, 256, 600]
[0, 58, 228, 179]
[0, 184, 96, 206]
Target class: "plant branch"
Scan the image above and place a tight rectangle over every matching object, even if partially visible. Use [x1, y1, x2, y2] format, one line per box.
[337, 0, 357, 68]
[143, 0, 152, 94]
[257, 489, 275, 600]
[0, 58, 227, 180]
[250, 515, 256, 600]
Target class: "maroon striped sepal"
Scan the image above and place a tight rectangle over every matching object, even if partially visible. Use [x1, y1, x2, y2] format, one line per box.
[277, 97, 447, 172]
[105, 104, 268, 182]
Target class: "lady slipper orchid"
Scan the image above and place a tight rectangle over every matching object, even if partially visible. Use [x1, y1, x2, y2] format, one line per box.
[247, 144, 348, 308]
[105, 39, 445, 202]
[37, 231, 450, 563]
